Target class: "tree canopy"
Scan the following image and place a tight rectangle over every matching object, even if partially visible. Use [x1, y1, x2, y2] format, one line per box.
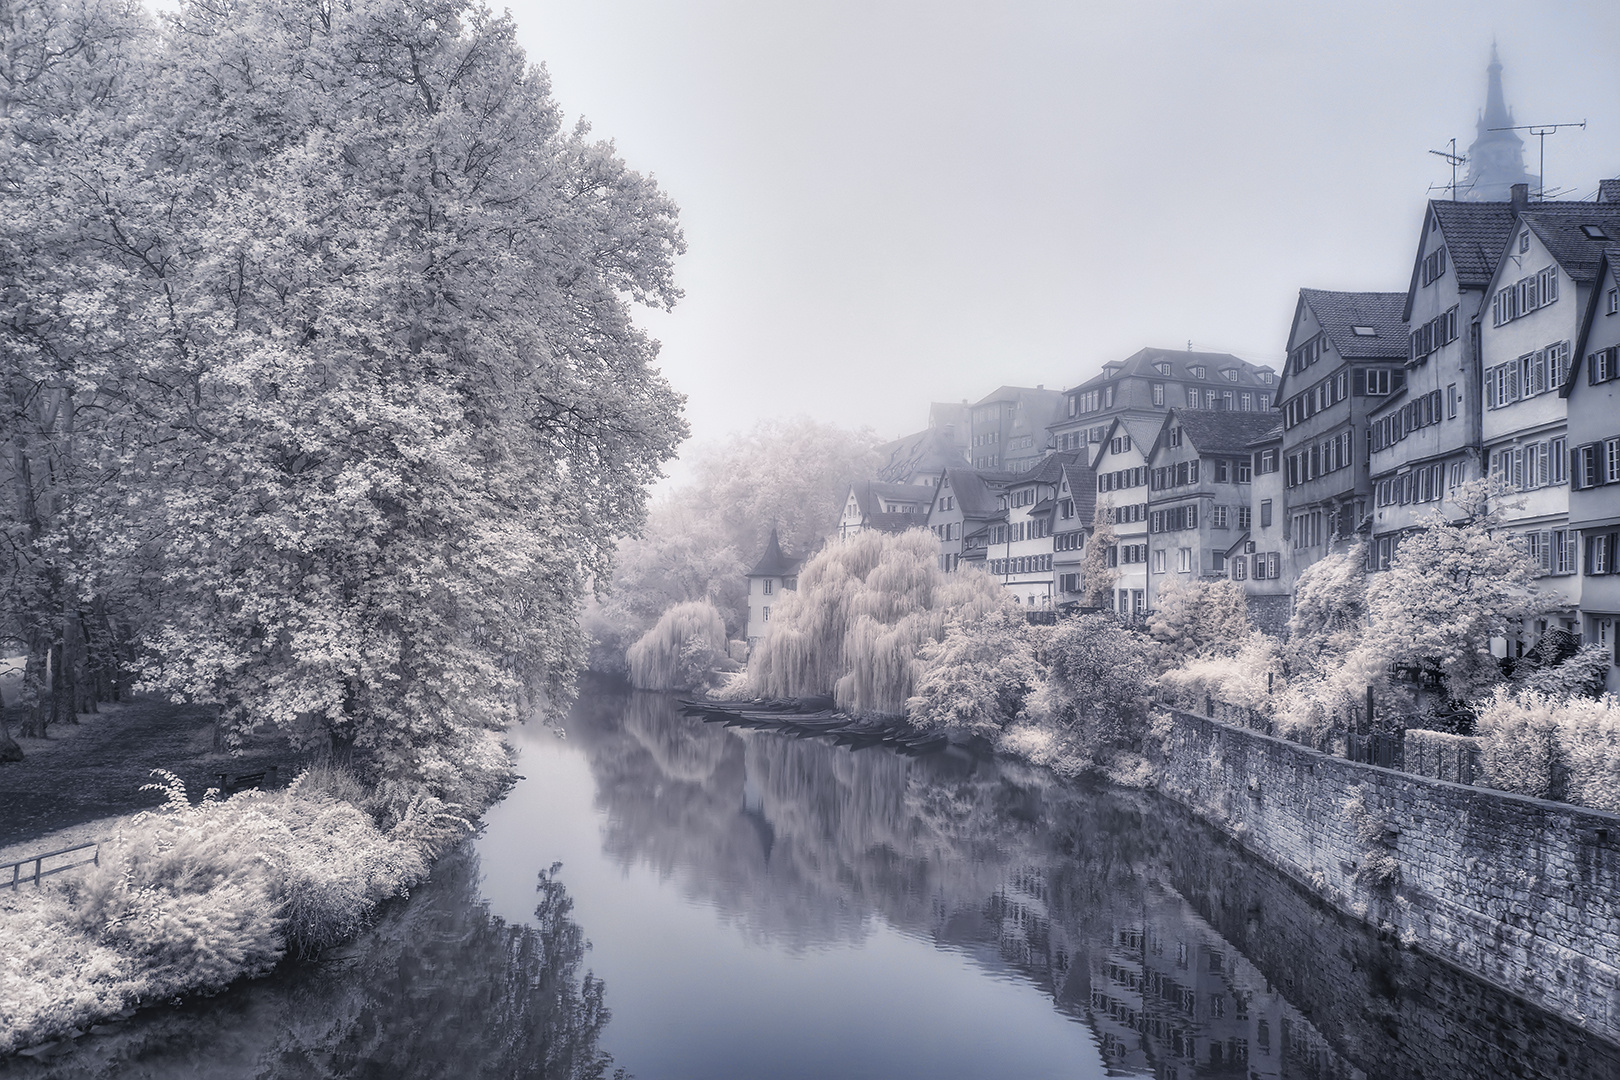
[1, 0, 684, 805]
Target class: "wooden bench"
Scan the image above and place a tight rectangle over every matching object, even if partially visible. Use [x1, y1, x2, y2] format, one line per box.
[3, 842, 100, 889]
[216, 766, 278, 794]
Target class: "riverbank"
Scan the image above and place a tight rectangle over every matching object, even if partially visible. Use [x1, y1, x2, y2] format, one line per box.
[1149, 703, 1620, 1046]
[0, 753, 509, 1058]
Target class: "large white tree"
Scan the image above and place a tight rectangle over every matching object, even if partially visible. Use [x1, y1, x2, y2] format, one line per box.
[4, 0, 687, 807]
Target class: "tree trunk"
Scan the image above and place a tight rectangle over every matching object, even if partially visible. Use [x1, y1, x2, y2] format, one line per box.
[16, 640, 49, 739]
[0, 714, 21, 762]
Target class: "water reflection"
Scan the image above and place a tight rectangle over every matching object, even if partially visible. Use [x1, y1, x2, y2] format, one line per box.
[11, 682, 1618, 1080]
[570, 685, 1620, 1080]
[8, 847, 624, 1080]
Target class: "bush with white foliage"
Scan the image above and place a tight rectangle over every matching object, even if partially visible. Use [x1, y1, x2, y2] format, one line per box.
[1475, 688, 1620, 810]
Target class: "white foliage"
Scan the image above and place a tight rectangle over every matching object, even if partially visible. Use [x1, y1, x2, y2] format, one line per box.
[627, 600, 729, 692]
[746, 530, 1005, 715]
[1475, 688, 1620, 810]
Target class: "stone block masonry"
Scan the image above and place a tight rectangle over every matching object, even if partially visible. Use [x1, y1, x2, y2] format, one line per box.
[1154, 706, 1620, 1044]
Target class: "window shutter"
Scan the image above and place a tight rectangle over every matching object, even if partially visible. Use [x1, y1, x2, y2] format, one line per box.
[1352, 369, 1365, 395]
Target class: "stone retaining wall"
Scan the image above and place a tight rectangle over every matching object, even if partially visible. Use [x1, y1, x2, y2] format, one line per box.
[1154, 706, 1620, 1043]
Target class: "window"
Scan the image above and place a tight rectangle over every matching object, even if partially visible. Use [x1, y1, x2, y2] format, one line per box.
[1238, 506, 1252, 531]
[1551, 436, 1567, 484]
[763, 606, 771, 622]
[1154, 361, 1172, 375]
[1221, 368, 1239, 382]
[1212, 505, 1229, 528]
[1152, 382, 1165, 406]
[1582, 225, 1611, 240]
[1448, 383, 1459, 418]
[1351, 325, 1378, 337]
[1152, 549, 1166, 573]
[1186, 387, 1200, 408]
[1520, 230, 1531, 254]
[1177, 547, 1193, 573]
[1420, 245, 1448, 286]
[763, 579, 773, 595]
[1215, 460, 1229, 482]
[1410, 306, 1459, 360]
[1169, 426, 1182, 447]
[1493, 265, 1559, 326]
[1189, 366, 1206, 379]
[1239, 392, 1253, 411]
[1591, 347, 1620, 384]
[1237, 459, 1252, 483]
[1609, 288, 1618, 315]
[1365, 369, 1392, 395]
[1231, 557, 1246, 581]
[1257, 448, 1279, 474]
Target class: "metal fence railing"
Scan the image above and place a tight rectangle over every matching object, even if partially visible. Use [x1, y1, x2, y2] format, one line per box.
[4, 842, 100, 890]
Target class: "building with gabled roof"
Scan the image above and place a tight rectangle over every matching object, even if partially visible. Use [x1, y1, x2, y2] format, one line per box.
[1088, 416, 1157, 616]
[1052, 458, 1097, 605]
[1144, 410, 1281, 610]
[927, 466, 1016, 574]
[745, 528, 802, 646]
[1222, 425, 1291, 631]
[1049, 348, 1279, 465]
[1368, 195, 1522, 571]
[1481, 188, 1620, 650]
[1562, 245, 1620, 688]
[1277, 288, 1408, 578]
[981, 451, 1087, 608]
[835, 480, 937, 538]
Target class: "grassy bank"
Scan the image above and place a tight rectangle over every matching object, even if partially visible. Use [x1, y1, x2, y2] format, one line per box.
[0, 767, 486, 1056]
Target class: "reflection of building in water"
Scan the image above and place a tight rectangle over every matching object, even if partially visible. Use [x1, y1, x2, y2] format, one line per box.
[1081, 892, 1364, 1080]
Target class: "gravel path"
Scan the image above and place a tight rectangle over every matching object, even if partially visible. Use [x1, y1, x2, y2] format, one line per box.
[0, 697, 304, 852]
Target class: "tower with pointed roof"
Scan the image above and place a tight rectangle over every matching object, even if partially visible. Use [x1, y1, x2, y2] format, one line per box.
[745, 527, 802, 646]
[1462, 44, 1537, 202]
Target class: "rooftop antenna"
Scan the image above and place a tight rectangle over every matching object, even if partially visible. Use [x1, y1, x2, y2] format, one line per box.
[1187, 340, 1192, 352]
[1428, 139, 1467, 200]
[1488, 120, 1587, 200]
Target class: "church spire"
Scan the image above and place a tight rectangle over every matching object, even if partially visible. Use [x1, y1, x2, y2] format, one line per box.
[1462, 44, 1536, 202]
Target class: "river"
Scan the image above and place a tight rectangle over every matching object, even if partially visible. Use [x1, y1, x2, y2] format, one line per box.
[8, 679, 1619, 1079]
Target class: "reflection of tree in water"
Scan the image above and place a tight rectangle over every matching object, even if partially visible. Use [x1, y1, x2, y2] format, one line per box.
[14, 846, 625, 1080]
[573, 684, 1620, 1080]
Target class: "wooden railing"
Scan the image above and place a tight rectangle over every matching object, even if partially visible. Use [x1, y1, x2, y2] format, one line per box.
[4, 841, 100, 890]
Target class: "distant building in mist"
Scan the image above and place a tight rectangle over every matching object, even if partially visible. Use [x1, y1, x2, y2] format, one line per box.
[1048, 348, 1279, 464]
[1461, 44, 1538, 202]
[967, 385, 1067, 472]
[745, 528, 800, 646]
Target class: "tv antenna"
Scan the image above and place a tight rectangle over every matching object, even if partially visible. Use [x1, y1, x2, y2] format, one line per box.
[1488, 120, 1586, 200]
[1428, 139, 1467, 200]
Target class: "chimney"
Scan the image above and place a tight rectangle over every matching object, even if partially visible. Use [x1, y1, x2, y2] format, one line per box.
[1599, 179, 1620, 205]
[1511, 183, 1530, 210]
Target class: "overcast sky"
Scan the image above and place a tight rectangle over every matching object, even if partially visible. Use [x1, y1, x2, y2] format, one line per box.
[503, 1, 1620, 458]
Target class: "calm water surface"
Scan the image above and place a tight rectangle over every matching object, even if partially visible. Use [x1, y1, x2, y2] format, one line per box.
[9, 679, 1620, 1079]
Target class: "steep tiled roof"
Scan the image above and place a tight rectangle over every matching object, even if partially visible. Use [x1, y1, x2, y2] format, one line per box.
[873, 427, 968, 484]
[1430, 201, 1519, 288]
[748, 528, 801, 578]
[1060, 461, 1097, 524]
[853, 480, 936, 516]
[1173, 410, 1283, 455]
[1067, 347, 1276, 392]
[1299, 289, 1408, 359]
[1521, 206, 1620, 284]
[938, 467, 1013, 518]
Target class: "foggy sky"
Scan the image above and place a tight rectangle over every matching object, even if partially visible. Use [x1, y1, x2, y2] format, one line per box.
[507, 1, 1620, 460]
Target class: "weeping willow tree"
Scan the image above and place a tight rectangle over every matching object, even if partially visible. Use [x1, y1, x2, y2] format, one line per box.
[747, 530, 1008, 715]
[628, 601, 729, 691]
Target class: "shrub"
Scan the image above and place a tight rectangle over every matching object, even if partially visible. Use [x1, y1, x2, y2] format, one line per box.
[1475, 688, 1620, 811]
[0, 769, 445, 1054]
[907, 607, 1041, 737]
[627, 600, 730, 692]
[1032, 614, 1157, 766]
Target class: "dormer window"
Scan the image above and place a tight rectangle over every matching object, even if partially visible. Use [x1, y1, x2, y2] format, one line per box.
[1154, 361, 1172, 375]
[1221, 368, 1239, 382]
[1352, 326, 1378, 337]
[1189, 366, 1206, 379]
